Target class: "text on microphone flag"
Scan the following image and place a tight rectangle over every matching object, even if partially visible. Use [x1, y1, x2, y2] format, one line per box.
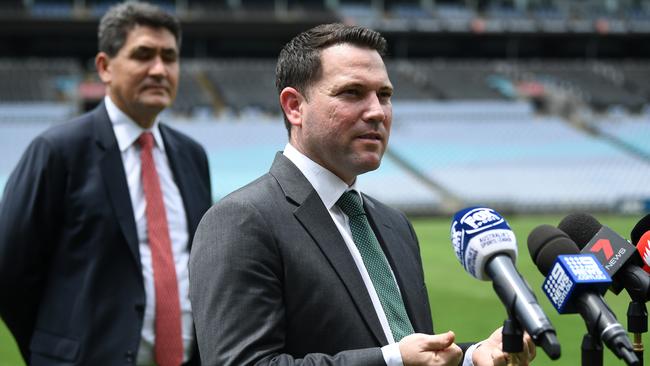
[542, 254, 611, 314]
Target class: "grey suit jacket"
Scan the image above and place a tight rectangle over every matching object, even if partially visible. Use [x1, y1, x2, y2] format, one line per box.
[190, 152, 434, 365]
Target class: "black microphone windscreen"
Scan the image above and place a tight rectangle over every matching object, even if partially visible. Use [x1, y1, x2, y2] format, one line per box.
[631, 214, 650, 245]
[557, 213, 602, 249]
[528, 225, 580, 275]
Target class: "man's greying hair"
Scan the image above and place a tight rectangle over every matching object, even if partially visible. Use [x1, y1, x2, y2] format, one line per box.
[98, 1, 181, 57]
[275, 23, 387, 134]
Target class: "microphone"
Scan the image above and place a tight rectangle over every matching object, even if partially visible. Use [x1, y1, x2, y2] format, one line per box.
[631, 214, 650, 273]
[558, 213, 650, 301]
[450, 207, 561, 359]
[527, 225, 639, 365]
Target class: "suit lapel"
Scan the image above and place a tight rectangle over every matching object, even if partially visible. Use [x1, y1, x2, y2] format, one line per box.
[270, 153, 388, 345]
[93, 103, 140, 266]
[158, 124, 201, 243]
[364, 197, 429, 333]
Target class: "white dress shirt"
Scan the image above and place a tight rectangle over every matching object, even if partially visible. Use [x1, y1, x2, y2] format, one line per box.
[283, 143, 479, 366]
[105, 96, 194, 365]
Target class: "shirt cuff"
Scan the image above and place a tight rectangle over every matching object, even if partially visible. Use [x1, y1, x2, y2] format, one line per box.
[462, 342, 483, 366]
[381, 342, 403, 366]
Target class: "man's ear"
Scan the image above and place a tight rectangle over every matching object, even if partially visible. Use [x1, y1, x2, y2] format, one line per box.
[95, 52, 112, 84]
[280, 87, 305, 129]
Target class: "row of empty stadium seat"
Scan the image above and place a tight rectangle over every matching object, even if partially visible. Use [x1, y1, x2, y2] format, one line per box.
[387, 111, 650, 212]
[0, 59, 81, 102]
[200, 59, 279, 114]
[2, 58, 648, 116]
[589, 114, 650, 159]
[3, 0, 649, 27]
[2, 101, 647, 214]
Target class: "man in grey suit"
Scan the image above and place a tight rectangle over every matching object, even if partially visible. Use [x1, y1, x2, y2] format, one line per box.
[189, 23, 535, 366]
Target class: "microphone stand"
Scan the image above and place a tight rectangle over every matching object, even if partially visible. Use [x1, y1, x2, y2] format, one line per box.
[619, 265, 650, 365]
[502, 316, 523, 366]
[581, 332, 603, 366]
[627, 301, 647, 366]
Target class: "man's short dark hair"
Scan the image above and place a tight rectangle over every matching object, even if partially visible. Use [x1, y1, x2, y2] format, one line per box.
[275, 23, 387, 134]
[98, 1, 181, 57]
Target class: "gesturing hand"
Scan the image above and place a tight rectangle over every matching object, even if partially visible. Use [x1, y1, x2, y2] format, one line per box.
[472, 327, 536, 366]
[399, 331, 463, 366]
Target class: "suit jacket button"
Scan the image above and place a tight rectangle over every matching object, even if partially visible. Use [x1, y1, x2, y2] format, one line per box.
[125, 350, 134, 363]
[135, 303, 144, 312]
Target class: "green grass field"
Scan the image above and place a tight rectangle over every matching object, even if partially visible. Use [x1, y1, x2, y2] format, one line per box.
[417, 214, 647, 366]
[0, 214, 646, 365]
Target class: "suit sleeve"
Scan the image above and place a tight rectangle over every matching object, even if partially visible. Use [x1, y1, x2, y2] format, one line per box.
[0, 136, 66, 360]
[189, 199, 385, 366]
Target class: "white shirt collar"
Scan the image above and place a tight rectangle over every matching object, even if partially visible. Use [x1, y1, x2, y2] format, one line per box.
[283, 143, 362, 210]
[104, 95, 165, 152]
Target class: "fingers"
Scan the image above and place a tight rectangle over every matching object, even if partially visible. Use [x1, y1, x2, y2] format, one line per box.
[503, 332, 535, 366]
[501, 333, 536, 366]
[399, 332, 462, 366]
[439, 342, 463, 366]
[491, 348, 508, 366]
[523, 332, 536, 362]
[473, 328, 538, 366]
[421, 331, 456, 351]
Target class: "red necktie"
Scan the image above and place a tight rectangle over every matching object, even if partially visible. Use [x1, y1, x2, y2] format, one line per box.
[138, 132, 183, 366]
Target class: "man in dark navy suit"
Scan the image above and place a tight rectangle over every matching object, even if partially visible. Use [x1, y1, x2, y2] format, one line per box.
[0, 2, 211, 365]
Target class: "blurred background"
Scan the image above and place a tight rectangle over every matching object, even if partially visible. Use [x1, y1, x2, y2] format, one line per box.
[0, 0, 648, 214]
[0, 0, 649, 365]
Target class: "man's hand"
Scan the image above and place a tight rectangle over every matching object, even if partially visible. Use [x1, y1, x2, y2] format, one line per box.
[472, 327, 537, 366]
[399, 331, 463, 366]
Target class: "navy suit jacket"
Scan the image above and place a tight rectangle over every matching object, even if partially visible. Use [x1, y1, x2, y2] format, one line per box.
[0, 103, 211, 365]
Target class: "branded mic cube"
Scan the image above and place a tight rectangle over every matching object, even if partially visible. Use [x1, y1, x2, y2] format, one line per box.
[542, 254, 611, 314]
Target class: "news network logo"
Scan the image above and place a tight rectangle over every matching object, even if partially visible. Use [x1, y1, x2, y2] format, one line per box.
[543, 261, 573, 312]
[637, 231, 650, 273]
[582, 226, 634, 276]
[543, 254, 610, 313]
[459, 207, 504, 234]
[451, 207, 517, 280]
[451, 207, 506, 261]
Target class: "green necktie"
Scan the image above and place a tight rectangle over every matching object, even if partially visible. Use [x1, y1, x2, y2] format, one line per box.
[336, 190, 414, 342]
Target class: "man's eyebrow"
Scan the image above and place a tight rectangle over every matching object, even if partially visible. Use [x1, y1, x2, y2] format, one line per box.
[336, 81, 362, 88]
[129, 45, 177, 54]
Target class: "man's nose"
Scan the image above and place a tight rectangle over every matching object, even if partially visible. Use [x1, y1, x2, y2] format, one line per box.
[362, 93, 386, 123]
[149, 56, 167, 77]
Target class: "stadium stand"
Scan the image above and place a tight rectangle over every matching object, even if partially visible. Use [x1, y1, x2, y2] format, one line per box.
[1, 0, 649, 215]
[409, 60, 507, 100]
[201, 59, 279, 115]
[385, 60, 439, 100]
[589, 113, 650, 159]
[510, 60, 646, 112]
[619, 60, 650, 102]
[30, 1, 74, 17]
[0, 59, 81, 102]
[0, 0, 24, 14]
[387, 105, 650, 213]
[173, 62, 215, 117]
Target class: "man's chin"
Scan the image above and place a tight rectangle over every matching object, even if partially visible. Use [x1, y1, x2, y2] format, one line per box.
[355, 157, 382, 175]
[139, 96, 173, 111]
